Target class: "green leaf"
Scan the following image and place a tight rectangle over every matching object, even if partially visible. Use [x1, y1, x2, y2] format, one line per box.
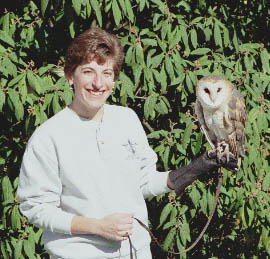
[207, 189, 215, 214]
[2, 175, 14, 201]
[165, 56, 174, 79]
[199, 191, 208, 215]
[139, 0, 146, 11]
[180, 25, 190, 56]
[155, 98, 168, 114]
[72, 0, 82, 16]
[261, 49, 270, 74]
[191, 48, 211, 55]
[247, 206, 254, 226]
[69, 21, 75, 38]
[23, 239, 36, 259]
[263, 173, 270, 189]
[41, 0, 49, 17]
[160, 19, 169, 40]
[90, 0, 102, 26]
[233, 29, 239, 53]
[27, 71, 41, 94]
[176, 234, 185, 254]
[239, 204, 247, 228]
[135, 44, 144, 64]
[85, 0, 92, 17]
[189, 187, 201, 207]
[185, 73, 193, 93]
[52, 94, 62, 114]
[157, 37, 167, 52]
[168, 29, 181, 49]
[214, 22, 222, 48]
[38, 64, 55, 76]
[158, 202, 173, 228]
[177, 1, 191, 11]
[125, 0, 134, 22]
[151, 0, 167, 9]
[151, 53, 164, 69]
[0, 30, 15, 47]
[203, 27, 212, 42]
[8, 89, 24, 121]
[8, 73, 25, 87]
[132, 65, 142, 87]
[144, 95, 157, 120]
[141, 38, 157, 47]
[59, 90, 73, 105]
[11, 205, 21, 230]
[0, 88, 5, 111]
[3, 56, 17, 76]
[191, 16, 204, 24]
[223, 28, 230, 47]
[118, 0, 126, 14]
[55, 76, 68, 90]
[159, 64, 167, 94]
[193, 132, 202, 155]
[163, 228, 176, 251]
[190, 28, 198, 49]
[112, 0, 121, 26]
[28, 230, 36, 252]
[2, 13, 10, 33]
[14, 240, 23, 259]
[0, 242, 8, 259]
[162, 145, 170, 170]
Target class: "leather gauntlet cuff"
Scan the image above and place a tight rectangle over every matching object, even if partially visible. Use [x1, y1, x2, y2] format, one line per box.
[169, 152, 219, 195]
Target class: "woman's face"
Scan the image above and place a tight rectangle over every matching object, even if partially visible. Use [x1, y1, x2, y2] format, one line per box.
[68, 60, 115, 114]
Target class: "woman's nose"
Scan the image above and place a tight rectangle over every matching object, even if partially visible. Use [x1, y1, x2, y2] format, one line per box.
[92, 73, 103, 89]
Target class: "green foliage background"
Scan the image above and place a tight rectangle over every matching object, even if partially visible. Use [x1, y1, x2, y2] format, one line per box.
[1, 0, 270, 258]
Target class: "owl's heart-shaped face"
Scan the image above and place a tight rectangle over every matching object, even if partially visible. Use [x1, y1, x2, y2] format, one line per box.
[196, 78, 233, 110]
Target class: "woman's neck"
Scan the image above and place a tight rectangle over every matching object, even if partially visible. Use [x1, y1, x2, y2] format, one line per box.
[68, 102, 104, 122]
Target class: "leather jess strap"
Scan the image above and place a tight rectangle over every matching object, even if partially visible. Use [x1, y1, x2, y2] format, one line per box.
[128, 170, 223, 258]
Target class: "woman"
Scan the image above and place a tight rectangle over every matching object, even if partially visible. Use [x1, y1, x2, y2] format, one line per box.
[17, 28, 237, 259]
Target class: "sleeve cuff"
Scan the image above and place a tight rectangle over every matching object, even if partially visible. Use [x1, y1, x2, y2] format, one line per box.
[51, 208, 75, 235]
[149, 171, 172, 196]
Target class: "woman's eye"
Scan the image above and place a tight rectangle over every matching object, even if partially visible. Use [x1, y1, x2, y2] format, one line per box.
[104, 72, 113, 77]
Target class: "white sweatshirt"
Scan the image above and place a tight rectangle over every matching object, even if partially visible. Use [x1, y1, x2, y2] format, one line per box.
[17, 104, 171, 259]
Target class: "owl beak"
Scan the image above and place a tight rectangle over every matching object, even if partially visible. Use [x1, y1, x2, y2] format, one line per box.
[210, 91, 217, 103]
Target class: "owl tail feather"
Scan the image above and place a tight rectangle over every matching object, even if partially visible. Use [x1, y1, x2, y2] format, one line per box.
[237, 157, 242, 169]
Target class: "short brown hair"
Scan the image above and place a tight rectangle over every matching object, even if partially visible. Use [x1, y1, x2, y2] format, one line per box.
[64, 28, 124, 80]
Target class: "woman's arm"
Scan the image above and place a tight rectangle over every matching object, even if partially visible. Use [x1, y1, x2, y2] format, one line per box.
[18, 142, 75, 234]
[71, 213, 134, 240]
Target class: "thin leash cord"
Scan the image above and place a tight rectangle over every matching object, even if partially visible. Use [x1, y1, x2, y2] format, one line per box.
[128, 235, 133, 259]
[128, 168, 223, 257]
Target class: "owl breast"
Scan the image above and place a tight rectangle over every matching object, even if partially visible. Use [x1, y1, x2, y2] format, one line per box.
[204, 109, 232, 142]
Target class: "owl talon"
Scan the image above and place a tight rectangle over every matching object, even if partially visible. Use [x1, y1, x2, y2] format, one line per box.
[216, 142, 230, 164]
[207, 148, 238, 172]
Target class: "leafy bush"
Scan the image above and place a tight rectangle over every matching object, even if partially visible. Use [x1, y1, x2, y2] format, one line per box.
[1, 1, 270, 258]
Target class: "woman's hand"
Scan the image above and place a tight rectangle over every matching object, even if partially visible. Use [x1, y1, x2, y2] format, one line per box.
[96, 213, 134, 241]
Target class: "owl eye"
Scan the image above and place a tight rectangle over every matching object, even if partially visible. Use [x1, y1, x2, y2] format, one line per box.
[217, 87, 222, 93]
[204, 88, 210, 94]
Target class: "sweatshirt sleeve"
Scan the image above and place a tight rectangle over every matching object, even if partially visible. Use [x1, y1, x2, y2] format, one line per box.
[17, 134, 74, 235]
[126, 109, 171, 198]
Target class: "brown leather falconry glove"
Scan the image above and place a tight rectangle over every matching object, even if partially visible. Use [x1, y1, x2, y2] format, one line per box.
[169, 151, 238, 195]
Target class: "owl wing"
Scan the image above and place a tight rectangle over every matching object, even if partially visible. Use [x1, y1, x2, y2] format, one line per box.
[227, 89, 246, 159]
[195, 99, 216, 149]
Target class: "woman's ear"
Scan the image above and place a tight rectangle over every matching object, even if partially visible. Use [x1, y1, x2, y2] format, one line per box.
[65, 73, 73, 86]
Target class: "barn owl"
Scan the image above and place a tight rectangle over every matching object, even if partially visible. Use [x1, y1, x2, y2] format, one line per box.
[195, 76, 246, 167]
